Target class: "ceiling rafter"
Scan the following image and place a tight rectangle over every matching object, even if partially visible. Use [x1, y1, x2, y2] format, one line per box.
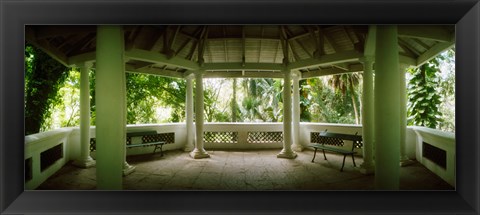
[35, 26, 96, 40]
[223, 26, 229, 62]
[398, 38, 420, 56]
[258, 26, 264, 63]
[65, 33, 94, 56]
[412, 38, 431, 50]
[146, 27, 166, 52]
[280, 26, 289, 64]
[324, 32, 340, 53]
[398, 26, 454, 42]
[162, 26, 181, 58]
[343, 26, 356, 47]
[176, 26, 203, 56]
[197, 26, 209, 65]
[125, 26, 143, 51]
[284, 27, 301, 62]
[242, 26, 246, 66]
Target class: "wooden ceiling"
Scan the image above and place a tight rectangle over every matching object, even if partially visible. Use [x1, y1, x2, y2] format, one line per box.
[25, 25, 455, 79]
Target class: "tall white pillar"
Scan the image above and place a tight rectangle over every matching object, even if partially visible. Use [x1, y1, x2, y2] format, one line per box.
[359, 57, 375, 175]
[374, 26, 400, 190]
[190, 70, 210, 159]
[277, 68, 297, 159]
[399, 64, 414, 166]
[95, 25, 126, 190]
[73, 62, 96, 168]
[184, 74, 195, 152]
[291, 71, 303, 151]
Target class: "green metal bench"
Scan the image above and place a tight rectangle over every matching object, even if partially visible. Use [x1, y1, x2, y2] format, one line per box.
[126, 131, 166, 156]
[309, 130, 363, 171]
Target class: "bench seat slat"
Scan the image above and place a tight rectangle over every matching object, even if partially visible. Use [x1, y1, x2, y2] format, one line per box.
[309, 144, 356, 155]
[127, 141, 165, 148]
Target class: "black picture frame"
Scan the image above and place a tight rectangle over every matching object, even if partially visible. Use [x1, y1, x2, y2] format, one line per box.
[1, 0, 479, 214]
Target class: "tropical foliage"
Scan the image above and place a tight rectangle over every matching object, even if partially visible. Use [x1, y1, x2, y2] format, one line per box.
[25, 46, 455, 134]
[24, 45, 69, 135]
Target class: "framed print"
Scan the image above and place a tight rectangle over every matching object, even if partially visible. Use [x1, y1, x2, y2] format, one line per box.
[1, 0, 479, 214]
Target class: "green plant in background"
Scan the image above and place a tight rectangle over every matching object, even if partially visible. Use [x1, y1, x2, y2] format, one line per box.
[25, 45, 69, 135]
[327, 73, 361, 124]
[407, 60, 443, 128]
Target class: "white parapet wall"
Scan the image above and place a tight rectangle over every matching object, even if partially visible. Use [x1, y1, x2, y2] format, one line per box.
[25, 123, 450, 189]
[203, 122, 284, 149]
[411, 126, 455, 187]
[24, 128, 74, 190]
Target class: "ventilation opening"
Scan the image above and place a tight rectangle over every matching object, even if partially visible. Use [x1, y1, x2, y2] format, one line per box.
[40, 143, 63, 172]
[423, 142, 447, 169]
[25, 157, 33, 182]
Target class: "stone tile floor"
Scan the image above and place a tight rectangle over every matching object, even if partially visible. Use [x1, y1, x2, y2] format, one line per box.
[38, 149, 454, 190]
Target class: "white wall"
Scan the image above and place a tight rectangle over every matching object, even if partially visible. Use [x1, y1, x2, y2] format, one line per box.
[411, 126, 455, 186]
[25, 123, 453, 189]
[25, 128, 74, 190]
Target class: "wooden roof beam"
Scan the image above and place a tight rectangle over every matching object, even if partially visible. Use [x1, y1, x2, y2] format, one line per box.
[34, 26, 96, 40]
[126, 64, 184, 78]
[26, 27, 69, 67]
[416, 41, 455, 66]
[289, 50, 362, 70]
[398, 26, 454, 42]
[126, 48, 200, 70]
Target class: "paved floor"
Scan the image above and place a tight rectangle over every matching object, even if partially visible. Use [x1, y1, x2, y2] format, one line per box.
[38, 149, 454, 190]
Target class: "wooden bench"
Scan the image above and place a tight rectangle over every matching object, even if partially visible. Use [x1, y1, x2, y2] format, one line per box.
[309, 130, 363, 171]
[126, 131, 166, 156]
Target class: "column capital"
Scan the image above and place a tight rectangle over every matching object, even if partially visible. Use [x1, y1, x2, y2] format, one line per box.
[291, 70, 302, 79]
[80, 61, 94, 69]
[360, 56, 375, 64]
[184, 72, 195, 80]
[399, 63, 412, 71]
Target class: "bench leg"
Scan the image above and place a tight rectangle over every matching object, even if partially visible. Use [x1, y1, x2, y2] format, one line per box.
[340, 155, 347, 172]
[322, 149, 327, 160]
[311, 148, 317, 162]
[351, 154, 356, 167]
[160, 144, 163, 157]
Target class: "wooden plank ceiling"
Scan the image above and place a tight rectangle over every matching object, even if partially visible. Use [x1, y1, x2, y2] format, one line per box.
[25, 25, 455, 79]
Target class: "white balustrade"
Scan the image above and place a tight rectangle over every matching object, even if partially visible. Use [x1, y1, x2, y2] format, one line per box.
[24, 123, 455, 189]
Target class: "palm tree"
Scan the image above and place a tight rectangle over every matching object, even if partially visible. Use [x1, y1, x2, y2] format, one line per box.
[328, 73, 361, 124]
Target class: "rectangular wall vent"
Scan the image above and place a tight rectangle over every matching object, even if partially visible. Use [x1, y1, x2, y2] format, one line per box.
[423, 142, 447, 169]
[40, 143, 63, 172]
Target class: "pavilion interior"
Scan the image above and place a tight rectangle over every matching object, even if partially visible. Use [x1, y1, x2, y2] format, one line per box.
[25, 25, 456, 190]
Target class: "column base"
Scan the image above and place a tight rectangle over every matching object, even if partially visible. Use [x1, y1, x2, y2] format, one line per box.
[277, 149, 297, 159]
[292, 144, 304, 152]
[72, 157, 96, 168]
[123, 162, 136, 176]
[184, 145, 194, 152]
[358, 163, 375, 175]
[190, 148, 210, 159]
[400, 158, 415, 167]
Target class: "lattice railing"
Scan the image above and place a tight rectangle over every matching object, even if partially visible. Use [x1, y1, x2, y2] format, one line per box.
[90, 132, 175, 151]
[310, 132, 344, 146]
[247, 131, 283, 143]
[204, 131, 238, 143]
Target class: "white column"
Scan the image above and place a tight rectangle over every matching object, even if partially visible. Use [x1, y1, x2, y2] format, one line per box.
[73, 62, 96, 168]
[184, 74, 195, 152]
[291, 71, 303, 151]
[277, 68, 297, 159]
[190, 70, 210, 159]
[122, 61, 135, 176]
[399, 64, 415, 166]
[359, 57, 375, 174]
[95, 25, 126, 190]
[374, 26, 400, 190]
